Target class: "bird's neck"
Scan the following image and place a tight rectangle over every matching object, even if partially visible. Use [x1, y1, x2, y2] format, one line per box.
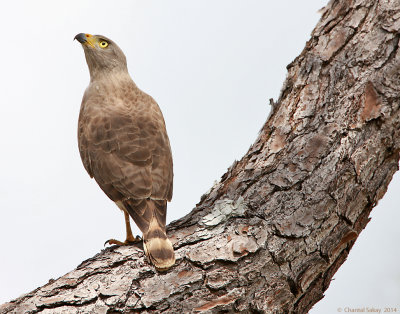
[90, 68, 133, 85]
[87, 70, 138, 100]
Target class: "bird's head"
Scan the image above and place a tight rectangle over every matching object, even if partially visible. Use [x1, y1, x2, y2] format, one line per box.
[74, 33, 127, 80]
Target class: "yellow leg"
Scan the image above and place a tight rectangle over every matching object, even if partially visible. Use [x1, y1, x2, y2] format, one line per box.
[104, 210, 142, 246]
[124, 210, 139, 243]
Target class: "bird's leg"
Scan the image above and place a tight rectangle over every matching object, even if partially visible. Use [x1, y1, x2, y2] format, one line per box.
[104, 210, 142, 246]
[123, 210, 142, 243]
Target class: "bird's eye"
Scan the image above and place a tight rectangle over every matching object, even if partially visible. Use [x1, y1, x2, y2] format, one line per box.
[99, 41, 109, 48]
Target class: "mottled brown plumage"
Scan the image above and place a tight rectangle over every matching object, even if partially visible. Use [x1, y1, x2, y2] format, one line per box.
[75, 33, 174, 270]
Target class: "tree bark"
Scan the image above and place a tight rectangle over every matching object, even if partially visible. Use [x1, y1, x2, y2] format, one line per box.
[2, 0, 400, 313]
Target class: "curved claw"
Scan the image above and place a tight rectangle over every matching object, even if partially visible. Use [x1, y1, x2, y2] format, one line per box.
[104, 239, 125, 246]
[133, 235, 142, 242]
[104, 235, 142, 247]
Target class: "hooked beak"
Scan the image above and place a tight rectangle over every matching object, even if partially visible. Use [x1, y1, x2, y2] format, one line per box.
[74, 33, 95, 48]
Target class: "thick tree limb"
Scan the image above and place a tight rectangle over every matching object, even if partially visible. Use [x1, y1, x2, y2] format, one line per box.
[2, 0, 400, 313]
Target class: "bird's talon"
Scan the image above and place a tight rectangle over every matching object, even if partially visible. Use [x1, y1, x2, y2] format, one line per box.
[104, 239, 125, 246]
[125, 235, 142, 244]
[104, 237, 142, 246]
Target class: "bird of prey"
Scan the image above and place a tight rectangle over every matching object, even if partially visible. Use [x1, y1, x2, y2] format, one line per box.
[74, 33, 175, 271]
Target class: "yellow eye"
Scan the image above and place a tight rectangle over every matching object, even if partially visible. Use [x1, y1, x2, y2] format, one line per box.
[99, 41, 109, 48]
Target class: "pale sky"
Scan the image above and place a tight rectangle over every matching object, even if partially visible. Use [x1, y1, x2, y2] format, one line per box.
[0, 1, 399, 312]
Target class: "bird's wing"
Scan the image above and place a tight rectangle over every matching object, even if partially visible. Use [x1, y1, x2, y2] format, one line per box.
[78, 92, 173, 202]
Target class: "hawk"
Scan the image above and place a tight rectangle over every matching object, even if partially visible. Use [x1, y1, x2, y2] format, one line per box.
[74, 33, 175, 270]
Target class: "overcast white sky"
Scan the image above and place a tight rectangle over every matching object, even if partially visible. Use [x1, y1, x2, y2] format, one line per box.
[0, 1, 399, 312]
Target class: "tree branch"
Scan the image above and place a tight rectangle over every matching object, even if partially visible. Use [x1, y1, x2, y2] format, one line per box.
[2, 0, 400, 313]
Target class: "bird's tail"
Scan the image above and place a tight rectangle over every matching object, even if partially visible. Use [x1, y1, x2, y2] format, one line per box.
[143, 216, 175, 271]
[123, 198, 175, 271]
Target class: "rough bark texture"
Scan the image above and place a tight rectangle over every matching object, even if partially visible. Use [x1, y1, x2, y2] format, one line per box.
[2, 0, 400, 313]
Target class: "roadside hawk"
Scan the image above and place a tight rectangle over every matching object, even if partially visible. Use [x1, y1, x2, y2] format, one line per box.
[74, 33, 175, 271]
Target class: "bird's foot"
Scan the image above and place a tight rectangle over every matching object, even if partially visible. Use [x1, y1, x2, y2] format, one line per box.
[104, 235, 142, 246]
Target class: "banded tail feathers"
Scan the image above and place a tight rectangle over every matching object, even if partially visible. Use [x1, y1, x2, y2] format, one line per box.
[143, 217, 175, 271]
[123, 198, 175, 271]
